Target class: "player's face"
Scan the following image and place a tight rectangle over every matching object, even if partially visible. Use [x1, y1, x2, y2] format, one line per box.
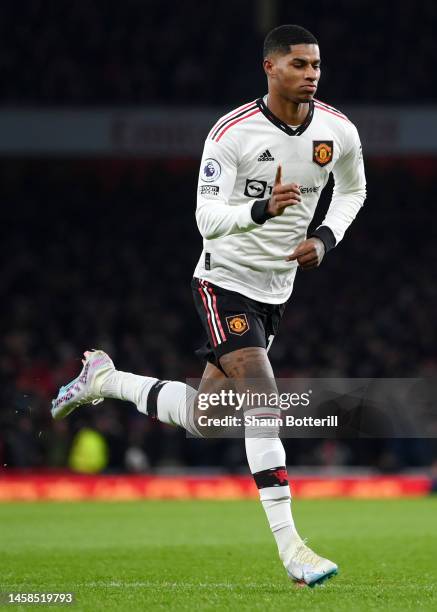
[264, 44, 321, 103]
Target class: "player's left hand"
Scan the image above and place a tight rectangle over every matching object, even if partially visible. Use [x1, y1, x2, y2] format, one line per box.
[286, 238, 325, 269]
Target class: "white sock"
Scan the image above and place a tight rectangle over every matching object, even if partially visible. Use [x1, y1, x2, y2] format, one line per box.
[156, 380, 200, 436]
[262, 499, 301, 566]
[101, 371, 158, 405]
[245, 433, 301, 567]
[101, 370, 201, 437]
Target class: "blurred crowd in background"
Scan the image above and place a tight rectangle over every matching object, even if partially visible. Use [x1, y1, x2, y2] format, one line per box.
[1, 158, 436, 473]
[1, 0, 436, 106]
[1, 0, 436, 474]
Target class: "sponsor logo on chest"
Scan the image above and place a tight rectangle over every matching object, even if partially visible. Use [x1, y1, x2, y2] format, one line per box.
[244, 178, 320, 199]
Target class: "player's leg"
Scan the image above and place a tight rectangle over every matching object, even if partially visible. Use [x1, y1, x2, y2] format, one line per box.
[151, 360, 229, 435]
[220, 346, 298, 565]
[219, 346, 338, 587]
[50, 278, 337, 585]
[51, 349, 224, 438]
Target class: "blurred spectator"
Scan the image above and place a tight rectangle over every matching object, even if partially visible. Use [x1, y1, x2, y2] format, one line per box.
[69, 427, 108, 473]
[0, 157, 436, 471]
[0, 0, 436, 106]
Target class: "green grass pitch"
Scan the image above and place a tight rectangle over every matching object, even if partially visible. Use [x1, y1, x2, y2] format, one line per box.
[1, 498, 436, 611]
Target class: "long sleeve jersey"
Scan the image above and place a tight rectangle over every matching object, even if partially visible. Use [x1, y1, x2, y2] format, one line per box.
[193, 95, 366, 304]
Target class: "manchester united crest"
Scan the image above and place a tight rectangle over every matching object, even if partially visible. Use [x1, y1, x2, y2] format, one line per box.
[226, 314, 249, 335]
[313, 140, 333, 167]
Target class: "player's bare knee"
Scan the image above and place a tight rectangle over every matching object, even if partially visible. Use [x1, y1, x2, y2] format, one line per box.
[219, 347, 275, 380]
[219, 347, 278, 403]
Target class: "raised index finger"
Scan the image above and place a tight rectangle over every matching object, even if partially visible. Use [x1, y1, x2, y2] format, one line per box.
[274, 165, 282, 186]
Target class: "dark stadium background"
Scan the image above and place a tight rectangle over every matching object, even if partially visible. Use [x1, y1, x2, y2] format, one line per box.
[1, 0, 436, 475]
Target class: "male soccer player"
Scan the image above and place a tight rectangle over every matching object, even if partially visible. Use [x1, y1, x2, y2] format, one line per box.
[52, 25, 366, 587]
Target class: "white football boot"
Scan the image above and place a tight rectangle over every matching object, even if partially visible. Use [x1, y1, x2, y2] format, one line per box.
[51, 350, 115, 420]
[286, 539, 338, 588]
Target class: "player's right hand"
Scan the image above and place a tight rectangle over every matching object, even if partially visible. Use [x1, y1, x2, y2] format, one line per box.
[267, 165, 301, 217]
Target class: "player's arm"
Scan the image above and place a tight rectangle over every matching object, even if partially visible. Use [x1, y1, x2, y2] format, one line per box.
[314, 124, 366, 248]
[287, 124, 366, 269]
[196, 139, 300, 240]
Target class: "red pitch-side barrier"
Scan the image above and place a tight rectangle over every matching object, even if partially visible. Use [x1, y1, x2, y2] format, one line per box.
[0, 473, 431, 501]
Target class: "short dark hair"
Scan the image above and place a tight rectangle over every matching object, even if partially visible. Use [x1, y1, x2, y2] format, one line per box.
[263, 25, 318, 58]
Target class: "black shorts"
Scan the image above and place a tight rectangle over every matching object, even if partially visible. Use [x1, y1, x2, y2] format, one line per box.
[192, 277, 287, 370]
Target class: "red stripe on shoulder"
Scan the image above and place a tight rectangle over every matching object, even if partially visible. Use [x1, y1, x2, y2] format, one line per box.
[314, 98, 349, 119]
[215, 108, 261, 142]
[314, 98, 346, 114]
[208, 100, 257, 139]
[314, 103, 350, 123]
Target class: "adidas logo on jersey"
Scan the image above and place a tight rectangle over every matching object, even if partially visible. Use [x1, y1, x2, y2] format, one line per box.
[257, 149, 274, 161]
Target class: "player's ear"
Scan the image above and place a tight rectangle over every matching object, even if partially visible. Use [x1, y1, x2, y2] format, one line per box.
[263, 58, 275, 77]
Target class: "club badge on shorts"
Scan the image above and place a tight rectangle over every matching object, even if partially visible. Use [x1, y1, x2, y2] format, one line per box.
[313, 141, 333, 167]
[226, 314, 249, 335]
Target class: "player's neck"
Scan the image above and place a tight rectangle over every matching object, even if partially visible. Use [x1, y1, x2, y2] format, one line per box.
[266, 93, 310, 126]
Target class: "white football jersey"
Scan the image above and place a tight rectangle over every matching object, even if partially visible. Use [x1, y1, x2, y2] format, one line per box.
[193, 95, 366, 304]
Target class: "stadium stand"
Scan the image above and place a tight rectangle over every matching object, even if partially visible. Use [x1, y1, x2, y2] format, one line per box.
[1, 159, 436, 471]
[0, 0, 436, 105]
